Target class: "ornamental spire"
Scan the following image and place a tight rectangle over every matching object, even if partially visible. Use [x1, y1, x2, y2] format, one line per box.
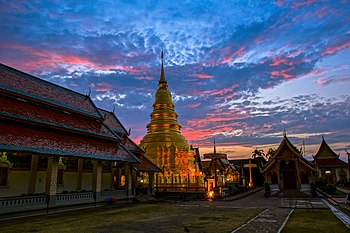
[159, 49, 167, 86]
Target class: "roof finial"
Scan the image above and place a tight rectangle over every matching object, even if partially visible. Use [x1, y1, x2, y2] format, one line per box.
[112, 104, 115, 113]
[214, 137, 216, 154]
[322, 134, 324, 140]
[283, 128, 286, 137]
[159, 48, 167, 85]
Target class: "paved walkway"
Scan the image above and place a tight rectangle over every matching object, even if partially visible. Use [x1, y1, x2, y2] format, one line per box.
[231, 208, 293, 233]
[281, 198, 328, 209]
[323, 199, 350, 228]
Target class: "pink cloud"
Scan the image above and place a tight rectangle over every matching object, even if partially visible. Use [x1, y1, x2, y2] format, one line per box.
[271, 69, 293, 79]
[0, 43, 142, 74]
[316, 74, 350, 86]
[322, 41, 350, 56]
[185, 102, 201, 108]
[135, 76, 155, 81]
[222, 46, 246, 64]
[95, 82, 113, 93]
[193, 73, 213, 79]
[292, 0, 315, 9]
[270, 57, 293, 67]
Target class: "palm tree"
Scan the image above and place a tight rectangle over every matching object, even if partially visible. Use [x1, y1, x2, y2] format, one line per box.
[251, 149, 265, 159]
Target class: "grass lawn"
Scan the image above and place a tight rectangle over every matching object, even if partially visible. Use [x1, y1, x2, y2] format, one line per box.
[0, 203, 263, 233]
[281, 209, 349, 233]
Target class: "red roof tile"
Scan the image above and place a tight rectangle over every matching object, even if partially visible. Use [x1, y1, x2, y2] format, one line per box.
[1, 96, 117, 139]
[132, 155, 162, 172]
[0, 121, 138, 162]
[124, 137, 144, 154]
[99, 108, 128, 135]
[0, 63, 101, 118]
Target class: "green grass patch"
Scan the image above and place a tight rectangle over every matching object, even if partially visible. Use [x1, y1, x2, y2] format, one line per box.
[0, 204, 263, 233]
[282, 209, 349, 233]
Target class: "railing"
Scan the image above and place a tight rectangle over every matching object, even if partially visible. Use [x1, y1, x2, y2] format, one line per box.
[0, 195, 47, 214]
[0, 190, 130, 214]
[101, 190, 128, 200]
[56, 192, 94, 206]
[155, 184, 205, 192]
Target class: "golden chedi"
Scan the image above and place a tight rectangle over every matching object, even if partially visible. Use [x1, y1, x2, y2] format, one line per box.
[140, 51, 201, 186]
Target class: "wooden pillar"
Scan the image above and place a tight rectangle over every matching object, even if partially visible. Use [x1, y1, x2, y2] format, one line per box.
[277, 160, 281, 191]
[92, 160, 102, 202]
[28, 154, 39, 194]
[76, 159, 84, 191]
[125, 164, 133, 198]
[148, 172, 154, 195]
[295, 159, 301, 190]
[132, 169, 137, 196]
[45, 156, 59, 208]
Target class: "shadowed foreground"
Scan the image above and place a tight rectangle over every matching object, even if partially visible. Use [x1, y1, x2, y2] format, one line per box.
[0, 203, 263, 233]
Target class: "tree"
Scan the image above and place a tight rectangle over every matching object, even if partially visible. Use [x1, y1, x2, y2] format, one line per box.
[251, 149, 265, 159]
[266, 148, 276, 161]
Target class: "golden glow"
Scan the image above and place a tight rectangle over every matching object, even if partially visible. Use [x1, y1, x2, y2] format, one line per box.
[140, 59, 203, 185]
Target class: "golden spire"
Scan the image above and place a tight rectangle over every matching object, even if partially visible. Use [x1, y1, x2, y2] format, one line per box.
[158, 49, 167, 89]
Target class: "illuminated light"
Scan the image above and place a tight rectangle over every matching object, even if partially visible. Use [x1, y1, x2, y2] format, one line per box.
[325, 171, 331, 174]
[207, 191, 214, 198]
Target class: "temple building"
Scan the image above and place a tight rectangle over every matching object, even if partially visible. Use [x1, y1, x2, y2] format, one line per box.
[139, 51, 203, 189]
[202, 140, 239, 193]
[313, 136, 349, 184]
[261, 134, 316, 194]
[0, 63, 160, 214]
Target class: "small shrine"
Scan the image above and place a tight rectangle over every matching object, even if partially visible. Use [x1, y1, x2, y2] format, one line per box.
[313, 136, 349, 184]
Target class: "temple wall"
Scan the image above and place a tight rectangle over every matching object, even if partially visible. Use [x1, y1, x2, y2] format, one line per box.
[1, 171, 30, 197]
[35, 171, 47, 194]
[101, 173, 112, 190]
[56, 172, 78, 193]
[81, 173, 93, 191]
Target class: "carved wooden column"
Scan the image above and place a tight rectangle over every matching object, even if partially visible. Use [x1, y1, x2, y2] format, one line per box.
[277, 160, 281, 191]
[92, 160, 102, 202]
[45, 156, 59, 208]
[148, 172, 154, 195]
[28, 154, 39, 194]
[76, 159, 84, 191]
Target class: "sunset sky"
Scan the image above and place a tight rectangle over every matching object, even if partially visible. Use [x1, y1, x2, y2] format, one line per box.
[1, 0, 349, 160]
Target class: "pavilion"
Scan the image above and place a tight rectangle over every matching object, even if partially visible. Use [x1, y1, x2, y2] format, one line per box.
[0, 63, 161, 214]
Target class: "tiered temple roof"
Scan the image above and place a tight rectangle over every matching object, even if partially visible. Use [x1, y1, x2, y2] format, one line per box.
[98, 108, 161, 172]
[313, 136, 347, 168]
[0, 63, 139, 163]
[261, 135, 316, 173]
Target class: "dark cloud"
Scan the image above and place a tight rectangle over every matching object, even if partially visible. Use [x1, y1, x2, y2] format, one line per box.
[0, 0, 350, 153]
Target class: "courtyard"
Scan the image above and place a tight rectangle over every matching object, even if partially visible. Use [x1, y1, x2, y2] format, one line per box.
[1, 190, 349, 233]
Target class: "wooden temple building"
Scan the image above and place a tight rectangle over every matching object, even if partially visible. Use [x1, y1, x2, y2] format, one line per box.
[139, 51, 203, 191]
[202, 140, 239, 197]
[313, 136, 349, 184]
[0, 63, 161, 214]
[261, 135, 317, 194]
